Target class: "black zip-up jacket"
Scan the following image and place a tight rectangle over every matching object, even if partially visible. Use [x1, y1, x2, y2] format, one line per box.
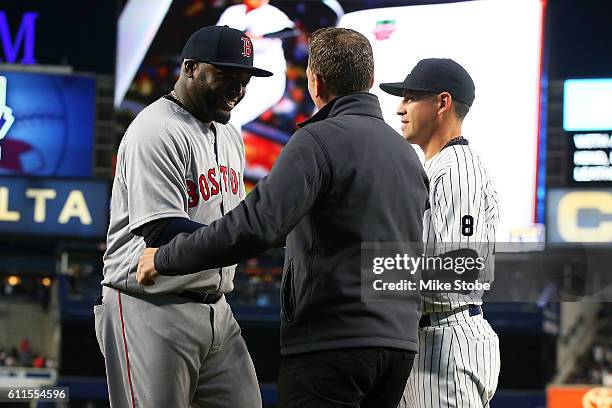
[155, 92, 429, 355]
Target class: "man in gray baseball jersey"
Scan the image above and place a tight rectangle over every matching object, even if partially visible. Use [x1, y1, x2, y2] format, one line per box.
[94, 26, 271, 407]
[380, 58, 500, 408]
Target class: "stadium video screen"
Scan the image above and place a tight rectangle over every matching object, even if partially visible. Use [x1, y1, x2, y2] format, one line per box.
[0, 71, 95, 178]
[563, 78, 612, 184]
[116, 0, 545, 241]
[340, 0, 545, 241]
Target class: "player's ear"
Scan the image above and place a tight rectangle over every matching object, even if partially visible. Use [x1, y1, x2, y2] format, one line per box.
[438, 92, 453, 115]
[314, 73, 327, 100]
[183, 60, 199, 78]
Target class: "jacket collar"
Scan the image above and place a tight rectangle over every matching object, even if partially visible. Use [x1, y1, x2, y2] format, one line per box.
[298, 92, 384, 128]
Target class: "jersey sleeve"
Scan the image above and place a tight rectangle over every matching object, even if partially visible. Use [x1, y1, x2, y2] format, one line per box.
[119, 118, 190, 232]
[263, 6, 295, 33]
[480, 177, 499, 281]
[483, 178, 500, 238]
[217, 6, 246, 31]
[248, 6, 294, 36]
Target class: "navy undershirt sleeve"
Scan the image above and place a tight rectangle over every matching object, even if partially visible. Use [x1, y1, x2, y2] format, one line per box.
[135, 217, 207, 247]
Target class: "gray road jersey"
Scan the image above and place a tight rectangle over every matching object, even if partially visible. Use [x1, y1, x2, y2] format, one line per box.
[422, 143, 499, 312]
[102, 97, 246, 296]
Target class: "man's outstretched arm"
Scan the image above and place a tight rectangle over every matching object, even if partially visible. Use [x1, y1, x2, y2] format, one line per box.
[137, 129, 330, 284]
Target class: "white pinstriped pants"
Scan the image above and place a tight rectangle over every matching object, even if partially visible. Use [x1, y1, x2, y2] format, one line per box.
[398, 308, 500, 408]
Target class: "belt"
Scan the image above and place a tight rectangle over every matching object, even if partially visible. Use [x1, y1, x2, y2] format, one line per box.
[419, 304, 482, 328]
[179, 291, 222, 304]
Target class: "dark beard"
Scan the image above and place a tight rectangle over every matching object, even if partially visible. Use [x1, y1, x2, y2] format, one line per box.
[199, 86, 235, 124]
[210, 108, 231, 124]
[194, 70, 234, 124]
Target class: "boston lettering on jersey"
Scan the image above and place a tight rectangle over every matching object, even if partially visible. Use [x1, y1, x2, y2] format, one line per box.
[186, 166, 241, 207]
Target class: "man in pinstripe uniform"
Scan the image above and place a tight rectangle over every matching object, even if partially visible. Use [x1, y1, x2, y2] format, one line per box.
[380, 58, 500, 408]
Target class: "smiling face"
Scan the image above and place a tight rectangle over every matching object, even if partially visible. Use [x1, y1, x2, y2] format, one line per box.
[187, 62, 252, 124]
[395, 90, 439, 145]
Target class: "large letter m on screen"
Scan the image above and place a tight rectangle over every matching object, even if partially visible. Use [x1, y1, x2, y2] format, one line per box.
[0, 11, 38, 64]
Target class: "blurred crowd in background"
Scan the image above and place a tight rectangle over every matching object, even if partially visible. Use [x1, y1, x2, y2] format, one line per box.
[0, 339, 55, 369]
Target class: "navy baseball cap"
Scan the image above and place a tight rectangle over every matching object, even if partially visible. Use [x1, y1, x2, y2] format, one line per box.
[379, 58, 475, 106]
[181, 25, 273, 77]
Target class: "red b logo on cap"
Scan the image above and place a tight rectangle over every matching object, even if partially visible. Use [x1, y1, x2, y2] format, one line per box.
[241, 37, 252, 58]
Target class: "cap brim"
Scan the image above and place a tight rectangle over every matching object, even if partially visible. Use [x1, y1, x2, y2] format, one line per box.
[379, 82, 408, 97]
[379, 81, 434, 97]
[211, 62, 273, 77]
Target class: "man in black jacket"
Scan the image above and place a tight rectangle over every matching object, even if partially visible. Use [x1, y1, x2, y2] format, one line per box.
[137, 27, 429, 408]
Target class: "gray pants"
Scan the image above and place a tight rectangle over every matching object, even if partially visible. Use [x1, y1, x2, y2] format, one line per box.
[94, 286, 261, 408]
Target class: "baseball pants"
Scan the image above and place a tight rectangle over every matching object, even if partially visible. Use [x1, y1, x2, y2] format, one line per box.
[398, 308, 500, 408]
[94, 286, 261, 408]
[278, 347, 415, 408]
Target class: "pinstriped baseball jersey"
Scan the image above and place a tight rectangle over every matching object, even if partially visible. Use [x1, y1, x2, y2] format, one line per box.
[102, 96, 246, 296]
[400, 138, 501, 408]
[422, 141, 499, 313]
